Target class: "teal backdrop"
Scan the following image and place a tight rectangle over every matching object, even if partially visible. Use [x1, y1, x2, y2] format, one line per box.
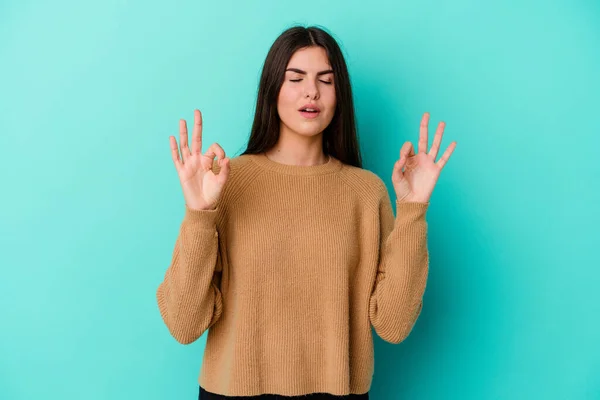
[1, 0, 599, 399]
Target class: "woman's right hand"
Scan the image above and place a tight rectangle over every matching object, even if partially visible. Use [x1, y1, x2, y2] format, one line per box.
[169, 109, 230, 211]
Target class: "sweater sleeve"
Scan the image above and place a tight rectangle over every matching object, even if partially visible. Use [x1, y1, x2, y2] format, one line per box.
[369, 183, 429, 344]
[156, 204, 224, 345]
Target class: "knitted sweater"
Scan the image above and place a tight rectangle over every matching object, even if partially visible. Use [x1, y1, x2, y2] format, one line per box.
[156, 153, 430, 397]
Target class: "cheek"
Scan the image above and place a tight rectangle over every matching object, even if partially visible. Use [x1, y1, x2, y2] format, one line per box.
[277, 86, 299, 115]
[324, 88, 336, 114]
[278, 102, 293, 116]
[278, 84, 300, 104]
[323, 83, 335, 100]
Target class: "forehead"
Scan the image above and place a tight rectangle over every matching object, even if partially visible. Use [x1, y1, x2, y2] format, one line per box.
[286, 46, 332, 71]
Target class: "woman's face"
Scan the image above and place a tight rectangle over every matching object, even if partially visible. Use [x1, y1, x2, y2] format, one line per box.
[277, 46, 336, 139]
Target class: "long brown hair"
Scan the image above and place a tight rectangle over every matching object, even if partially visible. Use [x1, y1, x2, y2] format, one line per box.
[240, 25, 362, 168]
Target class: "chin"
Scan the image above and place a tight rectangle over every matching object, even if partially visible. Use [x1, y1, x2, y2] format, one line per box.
[281, 119, 328, 137]
[294, 126, 327, 137]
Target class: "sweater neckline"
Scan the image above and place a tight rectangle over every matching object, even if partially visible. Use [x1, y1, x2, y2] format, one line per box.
[249, 152, 342, 176]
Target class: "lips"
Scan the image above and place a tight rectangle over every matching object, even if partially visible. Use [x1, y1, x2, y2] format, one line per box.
[298, 103, 321, 112]
[299, 109, 320, 119]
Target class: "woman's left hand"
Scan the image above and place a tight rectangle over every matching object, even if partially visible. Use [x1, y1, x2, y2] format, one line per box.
[392, 112, 457, 203]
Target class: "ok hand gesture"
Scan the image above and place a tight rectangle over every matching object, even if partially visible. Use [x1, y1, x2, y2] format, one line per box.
[170, 109, 230, 210]
[392, 112, 456, 203]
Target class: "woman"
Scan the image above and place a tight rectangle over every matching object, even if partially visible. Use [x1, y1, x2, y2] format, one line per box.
[157, 25, 456, 400]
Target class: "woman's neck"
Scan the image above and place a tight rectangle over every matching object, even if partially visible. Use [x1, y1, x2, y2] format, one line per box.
[264, 132, 329, 167]
[263, 149, 329, 167]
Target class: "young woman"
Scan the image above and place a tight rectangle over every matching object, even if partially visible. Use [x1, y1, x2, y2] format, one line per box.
[157, 25, 456, 400]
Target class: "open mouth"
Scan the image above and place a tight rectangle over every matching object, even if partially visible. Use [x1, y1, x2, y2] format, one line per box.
[299, 108, 320, 118]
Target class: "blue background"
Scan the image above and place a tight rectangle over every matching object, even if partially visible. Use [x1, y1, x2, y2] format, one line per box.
[1, 0, 599, 399]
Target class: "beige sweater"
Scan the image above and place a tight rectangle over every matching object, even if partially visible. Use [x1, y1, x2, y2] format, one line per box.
[156, 153, 429, 397]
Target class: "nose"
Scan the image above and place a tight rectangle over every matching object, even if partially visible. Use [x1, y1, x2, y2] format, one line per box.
[304, 80, 320, 100]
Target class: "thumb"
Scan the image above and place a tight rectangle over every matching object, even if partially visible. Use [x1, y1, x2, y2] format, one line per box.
[392, 156, 406, 182]
[216, 157, 230, 185]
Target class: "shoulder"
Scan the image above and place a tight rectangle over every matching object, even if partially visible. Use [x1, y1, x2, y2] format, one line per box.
[338, 163, 388, 197]
[211, 153, 254, 175]
[210, 154, 263, 189]
[337, 162, 389, 213]
[209, 154, 263, 207]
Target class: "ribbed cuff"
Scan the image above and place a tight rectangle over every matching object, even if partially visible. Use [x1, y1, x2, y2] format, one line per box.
[183, 203, 219, 229]
[395, 200, 429, 220]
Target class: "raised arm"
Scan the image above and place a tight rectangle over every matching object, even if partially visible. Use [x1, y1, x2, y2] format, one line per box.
[156, 109, 230, 344]
[156, 205, 223, 344]
[369, 183, 429, 344]
[369, 111, 455, 343]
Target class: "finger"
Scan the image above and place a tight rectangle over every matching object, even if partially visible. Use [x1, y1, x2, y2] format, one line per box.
[201, 142, 226, 170]
[436, 141, 457, 169]
[429, 121, 445, 159]
[408, 141, 415, 156]
[191, 109, 203, 156]
[169, 136, 182, 170]
[179, 119, 192, 163]
[392, 156, 406, 181]
[216, 157, 231, 185]
[418, 112, 429, 154]
[399, 141, 414, 161]
[398, 141, 414, 174]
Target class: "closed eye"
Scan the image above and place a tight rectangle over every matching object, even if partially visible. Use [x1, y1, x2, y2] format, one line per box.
[290, 79, 332, 85]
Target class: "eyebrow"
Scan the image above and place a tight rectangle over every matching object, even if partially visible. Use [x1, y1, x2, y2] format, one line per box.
[285, 68, 334, 76]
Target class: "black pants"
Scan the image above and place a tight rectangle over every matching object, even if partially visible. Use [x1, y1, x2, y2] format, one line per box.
[199, 386, 369, 400]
